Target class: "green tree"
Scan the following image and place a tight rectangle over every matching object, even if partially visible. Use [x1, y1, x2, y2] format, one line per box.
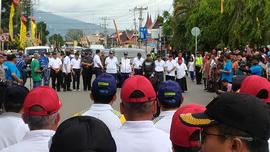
[65, 29, 84, 42]
[37, 22, 49, 45]
[49, 34, 64, 47]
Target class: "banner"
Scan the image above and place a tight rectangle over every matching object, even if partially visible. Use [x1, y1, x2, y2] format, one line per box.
[20, 16, 27, 49]
[31, 18, 37, 45]
[9, 0, 20, 41]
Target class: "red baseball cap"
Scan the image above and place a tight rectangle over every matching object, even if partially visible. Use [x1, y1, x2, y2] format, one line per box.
[170, 104, 205, 148]
[239, 75, 270, 103]
[121, 75, 156, 102]
[23, 86, 62, 116]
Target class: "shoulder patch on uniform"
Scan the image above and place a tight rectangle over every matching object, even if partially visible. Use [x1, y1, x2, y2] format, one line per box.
[73, 109, 88, 117]
[153, 116, 165, 124]
[111, 110, 126, 124]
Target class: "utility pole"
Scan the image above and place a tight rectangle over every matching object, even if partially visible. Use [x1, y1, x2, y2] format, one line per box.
[134, 6, 148, 48]
[129, 8, 138, 47]
[100, 16, 110, 48]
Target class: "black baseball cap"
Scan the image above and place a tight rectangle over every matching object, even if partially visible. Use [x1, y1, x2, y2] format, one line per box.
[50, 116, 116, 152]
[3, 85, 29, 106]
[180, 93, 270, 141]
[232, 75, 246, 92]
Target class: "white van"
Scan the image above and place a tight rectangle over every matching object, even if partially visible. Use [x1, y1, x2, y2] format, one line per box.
[25, 46, 51, 56]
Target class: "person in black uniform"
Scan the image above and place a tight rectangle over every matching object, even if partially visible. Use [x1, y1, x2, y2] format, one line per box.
[81, 52, 94, 91]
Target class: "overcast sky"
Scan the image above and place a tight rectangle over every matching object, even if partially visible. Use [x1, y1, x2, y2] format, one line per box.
[37, 0, 173, 30]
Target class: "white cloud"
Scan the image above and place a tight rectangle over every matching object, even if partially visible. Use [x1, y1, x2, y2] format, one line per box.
[37, 0, 173, 30]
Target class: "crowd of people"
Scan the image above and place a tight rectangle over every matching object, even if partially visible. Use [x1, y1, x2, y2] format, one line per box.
[0, 47, 270, 152]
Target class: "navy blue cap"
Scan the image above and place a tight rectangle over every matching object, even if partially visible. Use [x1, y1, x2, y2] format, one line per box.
[91, 73, 117, 96]
[157, 81, 182, 104]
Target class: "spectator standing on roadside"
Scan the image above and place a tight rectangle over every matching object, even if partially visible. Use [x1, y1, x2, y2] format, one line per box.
[4, 54, 22, 85]
[119, 52, 132, 86]
[49, 52, 62, 92]
[93, 50, 104, 78]
[30, 53, 42, 88]
[165, 54, 176, 81]
[39, 52, 50, 86]
[105, 51, 119, 81]
[195, 52, 203, 84]
[62, 51, 72, 91]
[81, 51, 93, 91]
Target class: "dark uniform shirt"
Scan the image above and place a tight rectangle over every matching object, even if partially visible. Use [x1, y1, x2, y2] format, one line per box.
[82, 56, 93, 70]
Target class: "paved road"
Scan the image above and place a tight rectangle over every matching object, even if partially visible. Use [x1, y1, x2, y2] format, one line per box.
[54, 78, 216, 122]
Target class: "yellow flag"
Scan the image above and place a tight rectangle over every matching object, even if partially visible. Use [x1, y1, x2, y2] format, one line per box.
[31, 19, 37, 45]
[221, 0, 224, 14]
[9, 3, 15, 41]
[20, 16, 27, 49]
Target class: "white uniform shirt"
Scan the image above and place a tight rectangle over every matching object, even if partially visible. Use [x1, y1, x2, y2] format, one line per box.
[154, 110, 176, 134]
[0, 112, 29, 150]
[176, 63, 187, 79]
[105, 57, 119, 74]
[165, 60, 177, 76]
[94, 54, 103, 68]
[175, 57, 185, 64]
[49, 58, 62, 69]
[188, 61, 195, 72]
[0, 130, 55, 152]
[112, 121, 172, 152]
[133, 57, 144, 69]
[71, 58, 81, 69]
[83, 104, 122, 132]
[120, 58, 132, 73]
[62, 56, 71, 73]
[155, 60, 165, 72]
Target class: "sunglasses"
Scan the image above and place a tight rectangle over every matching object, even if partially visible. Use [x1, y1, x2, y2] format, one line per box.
[199, 129, 254, 144]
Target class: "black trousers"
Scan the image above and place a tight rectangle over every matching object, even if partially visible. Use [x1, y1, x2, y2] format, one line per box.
[94, 68, 102, 78]
[51, 70, 62, 91]
[120, 73, 130, 87]
[195, 66, 202, 84]
[82, 68, 93, 91]
[134, 69, 143, 75]
[72, 69, 81, 90]
[176, 77, 187, 91]
[166, 75, 175, 81]
[63, 73, 71, 91]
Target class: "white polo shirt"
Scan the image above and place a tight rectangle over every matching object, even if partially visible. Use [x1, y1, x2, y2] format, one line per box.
[82, 104, 122, 132]
[62, 56, 71, 73]
[0, 130, 55, 152]
[165, 60, 177, 76]
[105, 57, 119, 74]
[155, 60, 165, 72]
[0, 112, 29, 150]
[133, 57, 144, 69]
[176, 63, 187, 79]
[71, 58, 81, 70]
[49, 58, 62, 69]
[188, 61, 195, 72]
[93, 54, 103, 68]
[112, 121, 172, 152]
[154, 110, 176, 134]
[120, 58, 132, 73]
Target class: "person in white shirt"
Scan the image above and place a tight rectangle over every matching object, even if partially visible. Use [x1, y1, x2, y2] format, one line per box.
[176, 60, 188, 92]
[175, 52, 185, 65]
[154, 81, 183, 134]
[132, 53, 144, 75]
[155, 55, 165, 86]
[71, 52, 81, 91]
[188, 58, 195, 81]
[120, 52, 132, 86]
[83, 73, 123, 131]
[93, 50, 104, 77]
[0, 85, 29, 150]
[112, 76, 172, 152]
[105, 51, 119, 81]
[62, 51, 72, 91]
[49, 52, 62, 92]
[0, 86, 61, 152]
[165, 55, 176, 81]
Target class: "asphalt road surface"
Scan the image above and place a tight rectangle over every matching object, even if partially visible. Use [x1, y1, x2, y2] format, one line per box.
[51, 78, 217, 122]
